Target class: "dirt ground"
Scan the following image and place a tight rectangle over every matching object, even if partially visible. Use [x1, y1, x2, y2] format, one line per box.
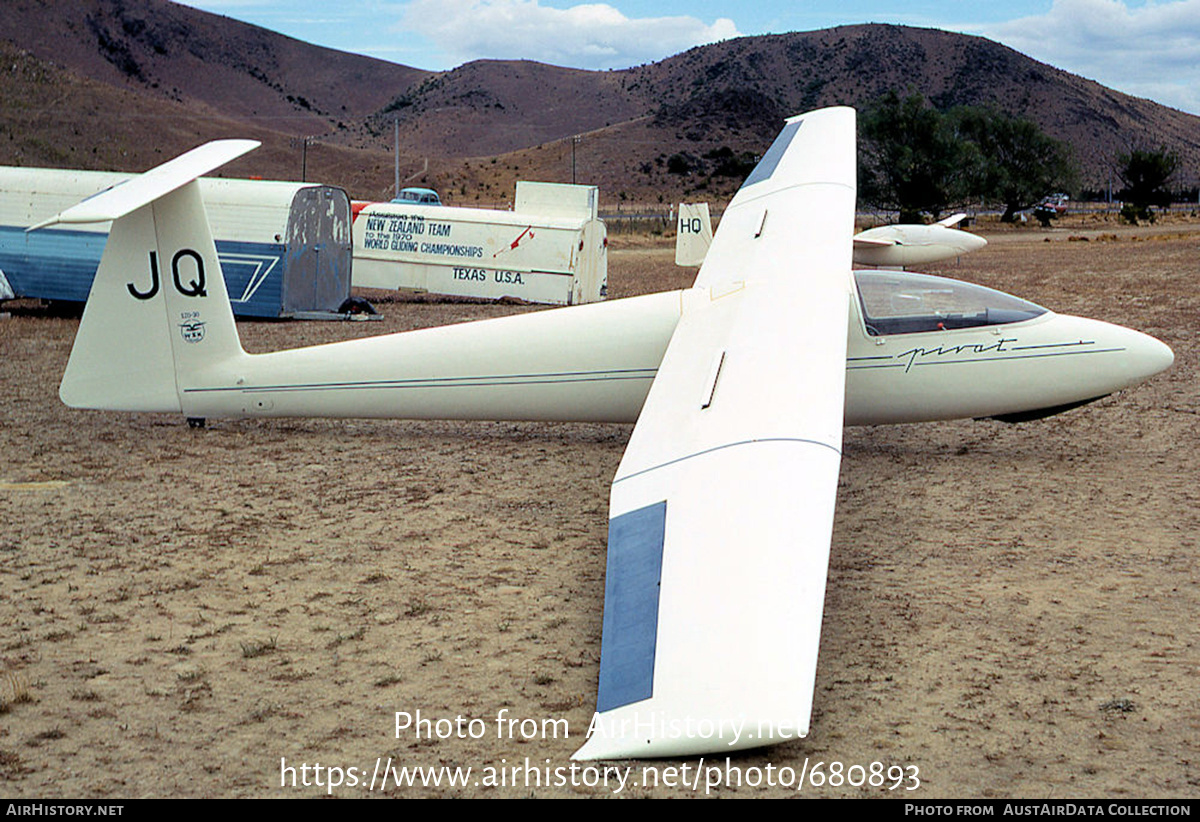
[1, 217, 1197, 798]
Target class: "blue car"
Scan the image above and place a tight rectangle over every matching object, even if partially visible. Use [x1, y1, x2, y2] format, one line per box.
[391, 187, 442, 206]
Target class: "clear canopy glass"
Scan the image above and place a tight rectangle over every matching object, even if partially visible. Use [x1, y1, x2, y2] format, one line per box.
[854, 270, 1048, 336]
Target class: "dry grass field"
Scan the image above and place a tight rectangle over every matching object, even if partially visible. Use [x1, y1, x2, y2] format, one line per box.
[0, 217, 1197, 798]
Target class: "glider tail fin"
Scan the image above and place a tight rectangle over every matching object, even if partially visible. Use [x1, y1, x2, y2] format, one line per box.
[40, 141, 258, 412]
[674, 202, 713, 267]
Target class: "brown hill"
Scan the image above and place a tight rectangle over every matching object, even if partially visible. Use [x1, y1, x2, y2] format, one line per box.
[383, 25, 1200, 199]
[362, 60, 647, 156]
[1, 0, 428, 133]
[0, 38, 407, 199]
[2, 2, 1197, 207]
[0, 0, 433, 197]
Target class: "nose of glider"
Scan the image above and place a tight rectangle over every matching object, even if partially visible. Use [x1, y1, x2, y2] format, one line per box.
[959, 232, 988, 255]
[1040, 314, 1173, 405]
[1126, 328, 1174, 382]
[1082, 318, 1175, 391]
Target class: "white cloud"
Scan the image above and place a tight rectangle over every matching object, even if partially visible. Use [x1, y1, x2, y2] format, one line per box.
[979, 0, 1200, 114]
[399, 0, 739, 70]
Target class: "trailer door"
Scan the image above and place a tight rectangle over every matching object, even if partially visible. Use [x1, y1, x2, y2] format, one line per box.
[282, 186, 352, 314]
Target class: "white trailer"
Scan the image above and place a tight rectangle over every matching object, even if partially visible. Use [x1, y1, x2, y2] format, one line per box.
[351, 182, 607, 305]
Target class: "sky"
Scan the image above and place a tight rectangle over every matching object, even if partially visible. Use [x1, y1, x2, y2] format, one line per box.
[179, 0, 1200, 115]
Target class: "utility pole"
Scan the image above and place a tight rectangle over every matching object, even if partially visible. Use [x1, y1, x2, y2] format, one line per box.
[301, 136, 317, 182]
[571, 136, 581, 185]
[291, 136, 316, 182]
[394, 118, 400, 199]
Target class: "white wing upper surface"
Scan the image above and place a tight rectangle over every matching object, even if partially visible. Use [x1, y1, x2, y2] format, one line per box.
[574, 108, 857, 760]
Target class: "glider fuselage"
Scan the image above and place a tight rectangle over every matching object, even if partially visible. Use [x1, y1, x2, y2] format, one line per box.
[168, 270, 1172, 428]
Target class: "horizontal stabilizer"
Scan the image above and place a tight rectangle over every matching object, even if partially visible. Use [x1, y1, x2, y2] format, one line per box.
[28, 140, 259, 231]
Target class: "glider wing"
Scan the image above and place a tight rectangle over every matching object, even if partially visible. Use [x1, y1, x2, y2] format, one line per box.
[574, 107, 856, 759]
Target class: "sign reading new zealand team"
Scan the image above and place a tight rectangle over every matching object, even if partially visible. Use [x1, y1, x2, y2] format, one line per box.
[360, 214, 485, 260]
[350, 191, 607, 306]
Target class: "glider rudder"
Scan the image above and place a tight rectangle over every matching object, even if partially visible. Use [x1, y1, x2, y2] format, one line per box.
[43, 141, 257, 412]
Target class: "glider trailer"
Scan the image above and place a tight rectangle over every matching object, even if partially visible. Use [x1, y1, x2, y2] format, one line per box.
[40, 110, 1172, 761]
[2, 167, 353, 318]
[351, 181, 607, 305]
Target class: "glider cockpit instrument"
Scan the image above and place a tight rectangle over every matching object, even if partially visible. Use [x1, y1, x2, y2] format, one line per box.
[38, 109, 1172, 760]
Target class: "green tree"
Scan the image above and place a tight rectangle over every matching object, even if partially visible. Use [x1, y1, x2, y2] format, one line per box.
[951, 107, 1077, 222]
[859, 91, 976, 223]
[1117, 146, 1180, 223]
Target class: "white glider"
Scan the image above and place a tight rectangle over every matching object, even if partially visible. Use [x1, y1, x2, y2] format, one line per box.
[678, 206, 987, 269]
[852, 212, 987, 267]
[44, 110, 1172, 761]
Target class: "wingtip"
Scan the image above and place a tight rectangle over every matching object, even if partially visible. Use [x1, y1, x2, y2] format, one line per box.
[783, 105, 856, 124]
[570, 705, 816, 761]
[734, 107, 856, 198]
[26, 216, 60, 233]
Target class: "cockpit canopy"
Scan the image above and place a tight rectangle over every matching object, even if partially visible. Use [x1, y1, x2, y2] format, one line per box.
[853, 270, 1048, 336]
